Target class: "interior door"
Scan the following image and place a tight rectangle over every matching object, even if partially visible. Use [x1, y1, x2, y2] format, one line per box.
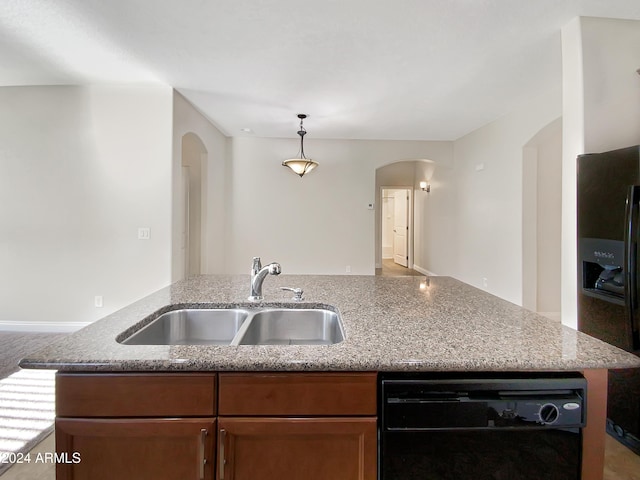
[393, 189, 408, 267]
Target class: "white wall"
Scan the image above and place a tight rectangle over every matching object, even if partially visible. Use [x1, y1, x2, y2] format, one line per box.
[0, 85, 173, 329]
[522, 118, 563, 318]
[446, 89, 562, 305]
[560, 17, 585, 330]
[5, 17, 635, 331]
[561, 16, 640, 329]
[225, 138, 452, 274]
[172, 91, 229, 279]
[582, 17, 640, 152]
[414, 159, 454, 275]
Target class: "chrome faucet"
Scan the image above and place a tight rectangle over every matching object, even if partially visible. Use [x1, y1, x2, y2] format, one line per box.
[249, 257, 281, 301]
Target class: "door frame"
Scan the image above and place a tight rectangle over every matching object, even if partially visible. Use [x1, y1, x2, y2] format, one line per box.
[176, 133, 208, 281]
[380, 186, 414, 271]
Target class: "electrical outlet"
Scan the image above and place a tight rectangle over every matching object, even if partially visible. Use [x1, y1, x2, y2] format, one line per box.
[346, 265, 351, 273]
[94, 296, 103, 308]
[482, 277, 488, 288]
[138, 227, 150, 240]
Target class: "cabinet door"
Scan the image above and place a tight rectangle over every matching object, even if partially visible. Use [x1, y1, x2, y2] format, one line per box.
[56, 417, 215, 480]
[217, 418, 376, 480]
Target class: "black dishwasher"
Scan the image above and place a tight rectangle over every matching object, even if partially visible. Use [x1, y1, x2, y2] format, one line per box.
[379, 373, 587, 480]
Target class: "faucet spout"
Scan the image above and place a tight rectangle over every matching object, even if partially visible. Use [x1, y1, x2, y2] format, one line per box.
[249, 257, 281, 301]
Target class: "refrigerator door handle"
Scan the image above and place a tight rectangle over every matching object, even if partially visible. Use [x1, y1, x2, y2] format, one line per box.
[624, 185, 640, 351]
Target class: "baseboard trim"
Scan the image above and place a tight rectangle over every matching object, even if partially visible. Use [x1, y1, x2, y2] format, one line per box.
[0, 321, 90, 333]
[412, 264, 438, 276]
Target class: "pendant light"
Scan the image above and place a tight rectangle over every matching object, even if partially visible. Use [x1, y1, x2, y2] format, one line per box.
[282, 114, 318, 177]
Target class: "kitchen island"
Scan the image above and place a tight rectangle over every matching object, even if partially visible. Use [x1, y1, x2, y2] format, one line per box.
[20, 275, 640, 480]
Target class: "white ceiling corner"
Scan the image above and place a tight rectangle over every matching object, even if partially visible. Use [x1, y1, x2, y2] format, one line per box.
[1, 0, 640, 140]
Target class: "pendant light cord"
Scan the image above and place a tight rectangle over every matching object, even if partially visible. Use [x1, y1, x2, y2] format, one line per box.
[297, 117, 307, 159]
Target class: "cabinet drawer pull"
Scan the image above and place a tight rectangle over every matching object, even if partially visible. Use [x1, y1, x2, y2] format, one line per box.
[199, 428, 208, 480]
[219, 429, 227, 480]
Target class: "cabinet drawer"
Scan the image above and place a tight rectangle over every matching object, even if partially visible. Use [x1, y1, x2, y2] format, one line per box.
[56, 373, 216, 417]
[218, 372, 377, 416]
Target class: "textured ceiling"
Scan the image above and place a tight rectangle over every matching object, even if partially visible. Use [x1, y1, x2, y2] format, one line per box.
[1, 0, 640, 140]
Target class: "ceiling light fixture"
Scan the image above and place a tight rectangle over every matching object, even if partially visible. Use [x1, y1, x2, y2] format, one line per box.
[282, 114, 318, 177]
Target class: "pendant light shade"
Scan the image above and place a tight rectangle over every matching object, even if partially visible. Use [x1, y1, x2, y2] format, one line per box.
[282, 114, 318, 177]
[282, 158, 318, 176]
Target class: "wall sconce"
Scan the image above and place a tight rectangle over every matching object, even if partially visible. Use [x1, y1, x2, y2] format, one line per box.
[420, 181, 431, 193]
[282, 114, 318, 177]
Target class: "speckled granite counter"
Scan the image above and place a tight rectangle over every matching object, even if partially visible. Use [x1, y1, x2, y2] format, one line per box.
[19, 275, 640, 372]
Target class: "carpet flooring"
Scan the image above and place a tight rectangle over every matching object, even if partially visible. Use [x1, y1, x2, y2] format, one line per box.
[0, 333, 66, 380]
[0, 332, 65, 477]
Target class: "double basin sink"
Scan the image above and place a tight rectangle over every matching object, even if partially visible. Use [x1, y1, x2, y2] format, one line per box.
[119, 305, 345, 346]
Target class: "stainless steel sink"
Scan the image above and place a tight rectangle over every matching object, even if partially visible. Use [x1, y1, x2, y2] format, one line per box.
[121, 308, 250, 345]
[119, 306, 345, 346]
[235, 308, 345, 345]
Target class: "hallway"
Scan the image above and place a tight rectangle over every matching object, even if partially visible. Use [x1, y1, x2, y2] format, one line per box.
[375, 258, 423, 277]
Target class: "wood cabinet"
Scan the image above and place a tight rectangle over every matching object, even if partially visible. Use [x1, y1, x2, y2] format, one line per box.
[55, 372, 378, 480]
[217, 372, 378, 480]
[217, 372, 377, 416]
[54, 370, 607, 480]
[56, 418, 215, 480]
[56, 373, 216, 417]
[582, 369, 608, 480]
[217, 418, 376, 480]
[55, 373, 217, 480]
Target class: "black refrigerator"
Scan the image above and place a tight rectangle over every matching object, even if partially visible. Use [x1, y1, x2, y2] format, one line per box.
[577, 145, 640, 454]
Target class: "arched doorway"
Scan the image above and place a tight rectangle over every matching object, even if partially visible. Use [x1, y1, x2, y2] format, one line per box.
[181, 132, 207, 278]
[374, 159, 435, 276]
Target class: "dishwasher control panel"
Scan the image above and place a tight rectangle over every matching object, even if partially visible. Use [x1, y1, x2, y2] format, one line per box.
[381, 374, 587, 430]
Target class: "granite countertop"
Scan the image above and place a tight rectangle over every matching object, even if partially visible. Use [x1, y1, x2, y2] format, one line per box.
[19, 274, 640, 372]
